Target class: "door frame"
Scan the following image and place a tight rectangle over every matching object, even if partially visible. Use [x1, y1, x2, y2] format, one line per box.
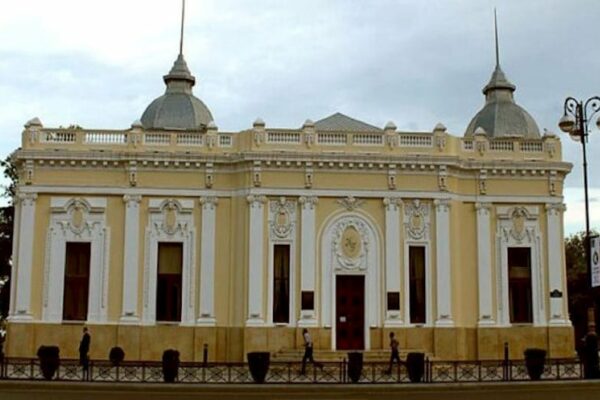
[320, 211, 382, 351]
[335, 274, 365, 350]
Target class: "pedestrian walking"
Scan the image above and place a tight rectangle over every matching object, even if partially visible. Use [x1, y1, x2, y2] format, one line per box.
[300, 328, 322, 374]
[385, 331, 401, 374]
[79, 327, 91, 380]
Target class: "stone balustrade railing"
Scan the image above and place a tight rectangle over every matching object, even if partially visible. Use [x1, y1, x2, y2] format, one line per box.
[22, 125, 561, 161]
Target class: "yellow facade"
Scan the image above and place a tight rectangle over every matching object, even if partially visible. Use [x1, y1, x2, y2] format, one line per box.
[5, 119, 575, 362]
[5, 42, 575, 361]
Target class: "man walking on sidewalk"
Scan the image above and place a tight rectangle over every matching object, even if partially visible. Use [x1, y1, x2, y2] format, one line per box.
[300, 328, 323, 374]
[385, 331, 401, 374]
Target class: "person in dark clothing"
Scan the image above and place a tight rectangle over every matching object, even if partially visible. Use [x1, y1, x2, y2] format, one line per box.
[300, 328, 322, 374]
[385, 331, 401, 374]
[79, 327, 91, 380]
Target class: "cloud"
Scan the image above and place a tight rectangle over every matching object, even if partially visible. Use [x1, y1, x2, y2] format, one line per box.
[0, 0, 599, 209]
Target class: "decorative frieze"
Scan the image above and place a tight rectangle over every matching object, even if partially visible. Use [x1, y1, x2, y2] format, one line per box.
[252, 161, 262, 187]
[438, 165, 448, 192]
[478, 170, 487, 195]
[337, 195, 365, 211]
[305, 163, 314, 188]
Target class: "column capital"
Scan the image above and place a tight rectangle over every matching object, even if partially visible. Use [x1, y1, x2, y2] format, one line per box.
[299, 196, 318, 210]
[545, 203, 566, 216]
[475, 202, 492, 215]
[16, 192, 37, 205]
[433, 198, 451, 212]
[383, 197, 402, 211]
[123, 194, 142, 205]
[246, 195, 267, 206]
[199, 196, 219, 209]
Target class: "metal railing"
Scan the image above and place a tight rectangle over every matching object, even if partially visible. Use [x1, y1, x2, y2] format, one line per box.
[0, 357, 584, 384]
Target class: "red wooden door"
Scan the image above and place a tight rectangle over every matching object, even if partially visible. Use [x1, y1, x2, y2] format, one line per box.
[336, 275, 365, 350]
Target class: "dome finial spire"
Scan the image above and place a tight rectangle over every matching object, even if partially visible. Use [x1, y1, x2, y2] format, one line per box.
[179, 0, 186, 56]
[494, 8, 500, 67]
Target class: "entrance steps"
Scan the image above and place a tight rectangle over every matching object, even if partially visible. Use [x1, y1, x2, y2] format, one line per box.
[271, 348, 432, 362]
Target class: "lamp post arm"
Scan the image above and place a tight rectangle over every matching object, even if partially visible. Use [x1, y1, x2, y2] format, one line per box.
[583, 96, 600, 133]
[563, 97, 581, 119]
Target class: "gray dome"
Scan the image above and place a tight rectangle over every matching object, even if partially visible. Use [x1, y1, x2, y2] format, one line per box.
[465, 65, 540, 139]
[141, 54, 213, 130]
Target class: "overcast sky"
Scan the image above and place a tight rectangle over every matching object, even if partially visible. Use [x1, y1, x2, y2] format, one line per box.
[1, 0, 599, 235]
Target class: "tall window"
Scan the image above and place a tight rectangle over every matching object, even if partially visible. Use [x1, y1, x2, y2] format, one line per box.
[508, 247, 532, 323]
[409, 246, 426, 324]
[63, 242, 91, 321]
[156, 242, 183, 322]
[273, 244, 290, 323]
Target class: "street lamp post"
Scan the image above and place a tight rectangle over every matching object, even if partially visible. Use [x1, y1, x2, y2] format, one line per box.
[558, 96, 600, 332]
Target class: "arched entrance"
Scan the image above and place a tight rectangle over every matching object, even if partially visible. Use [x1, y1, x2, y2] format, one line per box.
[320, 212, 381, 350]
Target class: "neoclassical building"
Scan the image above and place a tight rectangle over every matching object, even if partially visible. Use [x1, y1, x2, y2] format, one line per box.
[6, 47, 574, 361]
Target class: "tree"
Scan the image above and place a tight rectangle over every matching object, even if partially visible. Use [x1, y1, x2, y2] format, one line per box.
[566, 230, 599, 344]
[0, 156, 17, 319]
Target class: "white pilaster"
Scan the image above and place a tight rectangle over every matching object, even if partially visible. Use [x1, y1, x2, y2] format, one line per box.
[246, 195, 267, 326]
[198, 196, 218, 326]
[298, 196, 318, 326]
[476, 202, 494, 326]
[10, 193, 36, 321]
[434, 199, 454, 327]
[120, 195, 141, 323]
[546, 203, 570, 326]
[383, 197, 403, 327]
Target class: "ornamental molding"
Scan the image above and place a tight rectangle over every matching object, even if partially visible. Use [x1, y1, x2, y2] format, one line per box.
[147, 198, 193, 237]
[268, 197, 296, 240]
[438, 165, 448, 192]
[497, 205, 539, 245]
[331, 216, 370, 271]
[337, 195, 365, 211]
[404, 199, 430, 240]
[49, 197, 107, 237]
